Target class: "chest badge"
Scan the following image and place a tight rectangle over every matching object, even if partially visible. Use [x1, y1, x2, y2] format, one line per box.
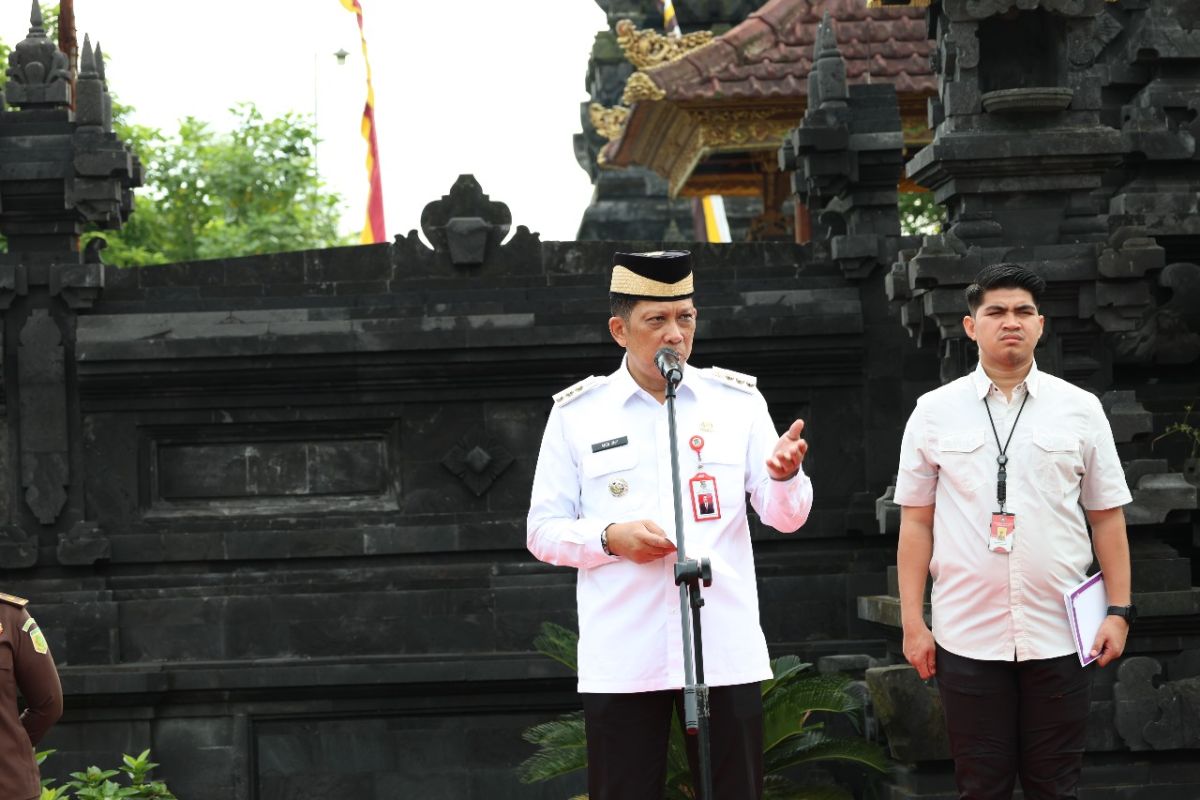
[609, 478, 629, 497]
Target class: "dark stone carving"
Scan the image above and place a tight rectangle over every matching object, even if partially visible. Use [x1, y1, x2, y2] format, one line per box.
[4, 0, 71, 108]
[442, 434, 514, 497]
[1115, 656, 1200, 751]
[779, 13, 906, 281]
[393, 175, 542, 274]
[420, 175, 512, 266]
[864, 665, 950, 762]
[57, 520, 110, 566]
[18, 310, 68, 525]
[0, 525, 38, 568]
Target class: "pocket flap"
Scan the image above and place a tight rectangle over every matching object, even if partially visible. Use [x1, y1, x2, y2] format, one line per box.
[583, 445, 638, 478]
[701, 438, 742, 466]
[1033, 433, 1077, 454]
[939, 429, 986, 454]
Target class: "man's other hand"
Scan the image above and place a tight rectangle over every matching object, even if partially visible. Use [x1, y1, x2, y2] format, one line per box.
[767, 419, 808, 480]
[903, 621, 937, 679]
[606, 520, 677, 563]
[1090, 616, 1129, 667]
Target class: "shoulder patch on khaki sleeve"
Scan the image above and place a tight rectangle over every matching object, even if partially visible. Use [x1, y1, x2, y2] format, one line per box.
[0, 592, 29, 608]
[553, 375, 604, 407]
[706, 366, 757, 393]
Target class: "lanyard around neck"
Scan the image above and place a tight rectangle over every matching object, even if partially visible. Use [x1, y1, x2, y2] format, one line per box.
[983, 389, 1029, 514]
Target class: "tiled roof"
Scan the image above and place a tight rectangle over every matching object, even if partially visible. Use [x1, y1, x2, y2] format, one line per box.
[644, 0, 936, 101]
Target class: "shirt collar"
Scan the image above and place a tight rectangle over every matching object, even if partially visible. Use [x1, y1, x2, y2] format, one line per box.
[611, 354, 697, 405]
[971, 360, 1041, 400]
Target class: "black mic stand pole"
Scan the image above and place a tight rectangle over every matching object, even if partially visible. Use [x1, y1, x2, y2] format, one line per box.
[664, 368, 714, 800]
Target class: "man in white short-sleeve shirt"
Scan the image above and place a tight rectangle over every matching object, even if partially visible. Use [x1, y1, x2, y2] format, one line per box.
[527, 250, 813, 800]
[894, 263, 1133, 800]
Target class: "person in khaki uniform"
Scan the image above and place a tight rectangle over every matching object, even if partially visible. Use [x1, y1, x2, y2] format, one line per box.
[0, 592, 63, 800]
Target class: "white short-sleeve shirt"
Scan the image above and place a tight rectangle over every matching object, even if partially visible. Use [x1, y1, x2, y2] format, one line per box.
[527, 359, 813, 693]
[894, 362, 1131, 662]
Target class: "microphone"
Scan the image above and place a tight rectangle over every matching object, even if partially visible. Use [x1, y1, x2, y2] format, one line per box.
[655, 347, 684, 384]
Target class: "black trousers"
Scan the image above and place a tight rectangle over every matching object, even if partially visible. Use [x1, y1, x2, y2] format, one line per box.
[581, 682, 764, 800]
[936, 645, 1093, 800]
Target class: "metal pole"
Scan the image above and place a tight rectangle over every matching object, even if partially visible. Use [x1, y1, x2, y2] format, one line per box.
[665, 376, 714, 800]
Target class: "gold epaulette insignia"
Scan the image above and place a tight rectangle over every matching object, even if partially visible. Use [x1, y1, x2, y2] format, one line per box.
[707, 366, 757, 393]
[553, 375, 604, 407]
[0, 592, 30, 608]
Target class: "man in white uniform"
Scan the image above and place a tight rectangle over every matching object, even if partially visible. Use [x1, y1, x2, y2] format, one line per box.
[527, 250, 813, 800]
[895, 263, 1134, 800]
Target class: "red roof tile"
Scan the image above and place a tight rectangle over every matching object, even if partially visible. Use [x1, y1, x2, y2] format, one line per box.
[646, 0, 936, 102]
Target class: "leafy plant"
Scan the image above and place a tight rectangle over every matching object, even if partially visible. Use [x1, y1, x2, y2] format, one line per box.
[1153, 402, 1200, 461]
[37, 749, 177, 800]
[518, 622, 891, 799]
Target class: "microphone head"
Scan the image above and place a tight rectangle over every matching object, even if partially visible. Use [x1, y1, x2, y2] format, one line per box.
[655, 348, 684, 382]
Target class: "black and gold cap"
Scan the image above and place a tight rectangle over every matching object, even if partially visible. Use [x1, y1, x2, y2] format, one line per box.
[610, 250, 693, 300]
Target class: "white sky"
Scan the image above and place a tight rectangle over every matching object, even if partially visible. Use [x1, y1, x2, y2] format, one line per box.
[0, 1, 609, 243]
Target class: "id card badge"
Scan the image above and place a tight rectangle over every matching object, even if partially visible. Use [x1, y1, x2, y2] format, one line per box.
[989, 512, 1015, 554]
[690, 472, 722, 522]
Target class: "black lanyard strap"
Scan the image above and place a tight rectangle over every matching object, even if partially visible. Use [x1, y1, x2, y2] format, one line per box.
[983, 388, 1029, 512]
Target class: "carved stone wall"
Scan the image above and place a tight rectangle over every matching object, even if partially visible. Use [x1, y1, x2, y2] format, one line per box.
[0, 158, 938, 796]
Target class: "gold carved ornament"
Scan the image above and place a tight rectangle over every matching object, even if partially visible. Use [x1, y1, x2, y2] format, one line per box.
[622, 72, 667, 105]
[615, 19, 713, 70]
[589, 103, 631, 141]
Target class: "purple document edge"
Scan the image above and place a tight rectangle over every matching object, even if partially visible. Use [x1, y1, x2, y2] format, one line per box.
[1067, 571, 1105, 667]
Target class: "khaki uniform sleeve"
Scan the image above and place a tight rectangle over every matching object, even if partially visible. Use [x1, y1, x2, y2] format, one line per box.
[14, 609, 62, 746]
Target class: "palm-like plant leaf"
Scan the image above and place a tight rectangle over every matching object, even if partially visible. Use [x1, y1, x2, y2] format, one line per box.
[763, 674, 865, 752]
[761, 656, 812, 701]
[532, 621, 579, 672]
[517, 711, 588, 783]
[766, 735, 891, 775]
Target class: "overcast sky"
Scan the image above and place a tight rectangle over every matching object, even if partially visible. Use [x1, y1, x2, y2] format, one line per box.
[0, 1, 609, 243]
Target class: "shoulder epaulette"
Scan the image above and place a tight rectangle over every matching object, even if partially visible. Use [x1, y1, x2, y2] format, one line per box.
[706, 366, 757, 393]
[553, 375, 604, 407]
[0, 592, 29, 608]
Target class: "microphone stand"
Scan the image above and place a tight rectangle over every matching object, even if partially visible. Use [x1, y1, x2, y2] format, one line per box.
[664, 367, 714, 800]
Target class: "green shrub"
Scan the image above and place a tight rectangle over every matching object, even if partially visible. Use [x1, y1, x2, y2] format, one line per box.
[37, 749, 177, 800]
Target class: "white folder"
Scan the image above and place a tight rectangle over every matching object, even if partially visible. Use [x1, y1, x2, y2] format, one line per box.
[1064, 571, 1108, 667]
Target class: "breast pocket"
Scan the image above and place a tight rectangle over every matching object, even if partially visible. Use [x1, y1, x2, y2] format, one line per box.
[1032, 431, 1082, 498]
[582, 445, 640, 508]
[700, 439, 744, 479]
[937, 429, 989, 497]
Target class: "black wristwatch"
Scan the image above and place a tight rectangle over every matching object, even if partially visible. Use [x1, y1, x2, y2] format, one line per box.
[601, 523, 616, 557]
[1106, 604, 1137, 625]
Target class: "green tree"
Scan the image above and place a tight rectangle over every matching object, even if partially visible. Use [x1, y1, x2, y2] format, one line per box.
[519, 622, 891, 800]
[98, 104, 349, 266]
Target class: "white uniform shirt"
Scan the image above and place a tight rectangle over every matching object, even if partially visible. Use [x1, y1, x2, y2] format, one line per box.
[894, 362, 1132, 662]
[528, 359, 813, 693]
